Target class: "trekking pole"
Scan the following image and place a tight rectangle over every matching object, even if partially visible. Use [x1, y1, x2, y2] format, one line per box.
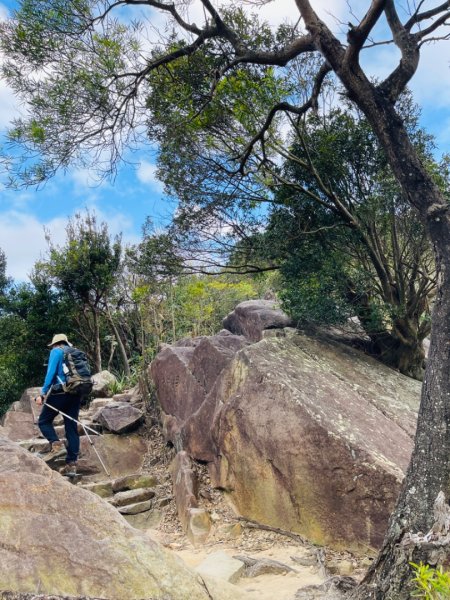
[79, 421, 110, 477]
[41, 388, 111, 477]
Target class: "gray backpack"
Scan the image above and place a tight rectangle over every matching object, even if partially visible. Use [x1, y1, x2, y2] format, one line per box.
[62, 346, 93, 396]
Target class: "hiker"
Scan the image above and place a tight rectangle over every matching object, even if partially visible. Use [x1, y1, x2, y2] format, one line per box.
[35, 334, 81, 477]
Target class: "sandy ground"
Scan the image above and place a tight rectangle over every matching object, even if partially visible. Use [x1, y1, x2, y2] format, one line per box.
[175, 543, 324, 600]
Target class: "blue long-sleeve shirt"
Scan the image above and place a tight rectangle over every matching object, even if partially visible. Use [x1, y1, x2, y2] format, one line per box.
[41, 347, 67, 395]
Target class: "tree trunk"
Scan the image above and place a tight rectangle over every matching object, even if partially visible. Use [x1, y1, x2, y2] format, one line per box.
[370, 332, 425, 381]
[92, 307, 102, 373]
[347, 287, 428, 380]
[300, 16, 450, 599]
[105, 305, 131, 376]
[336, 58, 450, 600]
[349, 246, 450, 598]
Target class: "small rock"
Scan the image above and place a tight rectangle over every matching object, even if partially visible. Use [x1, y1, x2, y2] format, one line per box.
[109, 487, 155, 507]
[196, 551, 245, 583]
[117, 500, 153, 515]
[186, 508, 211, 546]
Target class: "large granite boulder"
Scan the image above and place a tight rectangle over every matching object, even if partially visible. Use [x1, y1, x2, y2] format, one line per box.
[152, 326, 420, 553]
[222, 300, 293, 342]
[0, 437, 245, 600]
[150, 330, 248, 459]
[208, 329, 420, 552]
[91, 370, 116, 396]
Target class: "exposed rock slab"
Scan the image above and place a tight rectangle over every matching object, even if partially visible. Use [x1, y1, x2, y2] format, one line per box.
[196, 551, 245, 583]
[209, 330, 419, 552]
[0, 436, 246, 600]
[1, 411, 37, 442]
[78, 433, 148, 480]
[152, 322, 420, 553]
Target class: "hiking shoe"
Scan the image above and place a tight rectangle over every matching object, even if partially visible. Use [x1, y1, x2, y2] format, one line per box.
[42, 440, 66, 462]
[60, 462, 77, 477]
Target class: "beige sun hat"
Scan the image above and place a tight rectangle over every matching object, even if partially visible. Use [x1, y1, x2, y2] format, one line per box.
[47, 334, 72, 347]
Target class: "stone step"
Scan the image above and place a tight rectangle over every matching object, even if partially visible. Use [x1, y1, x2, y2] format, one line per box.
[108, 487, 156, 508]
[112, 473, 159, 493]
[117, 500, 152, 515]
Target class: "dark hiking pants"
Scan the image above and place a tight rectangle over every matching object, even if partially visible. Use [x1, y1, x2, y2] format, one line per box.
[38, 392, 81, 463]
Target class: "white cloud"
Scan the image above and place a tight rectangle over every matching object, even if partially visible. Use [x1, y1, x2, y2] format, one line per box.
[0, 211, 67, 281]
[0, 3, 9, 22]
[136, 160, 164, 192]
[0, 206, 141, 282]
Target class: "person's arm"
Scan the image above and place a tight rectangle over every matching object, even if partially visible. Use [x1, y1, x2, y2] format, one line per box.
[41, 348, 63, 395]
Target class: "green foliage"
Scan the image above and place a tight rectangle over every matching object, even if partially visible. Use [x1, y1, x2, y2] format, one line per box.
[411, 562, 450, 599]
[171, 275, 260, 338]
[0, 270, 73, 415]
[43, 211, 122, 306]
[106, 368, 139, 396]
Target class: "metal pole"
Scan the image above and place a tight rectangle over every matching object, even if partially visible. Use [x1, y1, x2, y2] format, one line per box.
[43, 401, 102, 437]
[42, 388, 110, 477]
[80, 422, 111, 477]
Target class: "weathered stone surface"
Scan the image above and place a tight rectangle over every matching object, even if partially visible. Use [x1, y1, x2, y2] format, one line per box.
[95, 403, 144, 434]
[150, 331, 248, 459]
[152, 319, 420, 553]
[196, 551, 245, 583]
[123, 508, 163, 530]
[128, 384, 143, 405]
[1, 411, 37, 442]
[171, 451, 199, 531]
[88, 398, 112, 410]
[222, 300, 293, 342]
[0, 436, 246, 600]
[15, 387, 41, 414]
[117, 499, 153, 514]
[208, 330, 419, 552]
[91, 370, 116, 396]
[111, 472, 158, 493]
[186, 508, 212, 546]
[81, 480, 113, 498]
[110, 487, 155, 507]
[77, 433, 148, 481]
[112, 392, 133, 403]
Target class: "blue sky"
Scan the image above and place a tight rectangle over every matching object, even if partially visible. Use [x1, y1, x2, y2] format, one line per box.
[1, 0, 450, 281]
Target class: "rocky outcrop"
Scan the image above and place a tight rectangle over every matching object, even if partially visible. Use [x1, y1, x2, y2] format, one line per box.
[151, 303, 421, 553]
[0, 436, 245, 600]
[222, 299, 293, 342]
[208, 329, 419, 552]
[151, 330, 248, 459]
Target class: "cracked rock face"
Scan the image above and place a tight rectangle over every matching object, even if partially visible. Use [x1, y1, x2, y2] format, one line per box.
[152, 303, 421, 553]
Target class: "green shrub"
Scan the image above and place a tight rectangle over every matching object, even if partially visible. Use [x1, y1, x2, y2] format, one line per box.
[411, 562, 450, 599]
